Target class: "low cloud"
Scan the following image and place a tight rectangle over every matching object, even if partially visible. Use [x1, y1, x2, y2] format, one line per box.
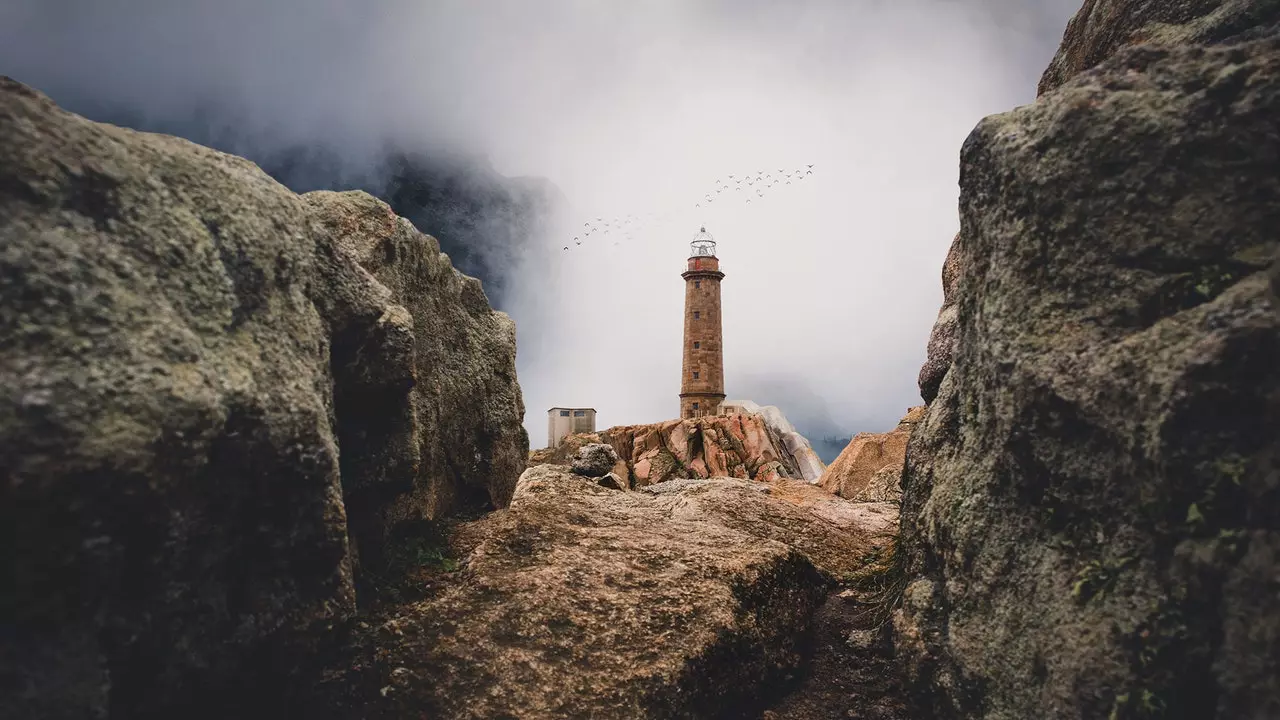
[0, 0, 1083, 445]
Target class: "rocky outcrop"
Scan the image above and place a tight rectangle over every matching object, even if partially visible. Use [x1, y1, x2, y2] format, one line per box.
[917, 236, 962, 403]
[531, 413, 804, 487]
[819, 407, 925, 502]
[306, 190, 528, 540]
[895, 6, 1280, 718]
[299, 464, 898, 719]
[0, 77, 525, 719]
[723, 399, 827, 482]
[1037, 0, 1280, 96]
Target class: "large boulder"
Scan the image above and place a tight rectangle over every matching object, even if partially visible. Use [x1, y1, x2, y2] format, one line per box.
[819, 407, 925, 502]
[298, 464, 898, 719]
[0, 77, 525, 719]
[895, 8, 1280, 719]
[306, 190, 528, 538]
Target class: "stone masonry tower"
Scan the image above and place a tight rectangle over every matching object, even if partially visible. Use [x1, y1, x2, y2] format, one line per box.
[680, 227, 726, 418]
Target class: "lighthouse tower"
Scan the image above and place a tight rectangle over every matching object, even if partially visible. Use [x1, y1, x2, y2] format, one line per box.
[679, 227, 726, 418]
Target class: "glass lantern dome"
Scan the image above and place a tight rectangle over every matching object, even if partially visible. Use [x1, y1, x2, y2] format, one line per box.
[689, 226, 717, 258]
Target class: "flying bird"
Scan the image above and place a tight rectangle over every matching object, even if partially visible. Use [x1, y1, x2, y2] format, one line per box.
[576, 241, 582, 246]
[563, 246, 568, 250]
[807, 164, 814, 168]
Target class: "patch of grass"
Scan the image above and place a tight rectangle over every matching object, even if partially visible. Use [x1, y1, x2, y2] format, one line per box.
[393, 535, 460, 574]
[1070, 555, 1136, 604]
[359, 521, 463, 607]
[845, 537, 911, 632]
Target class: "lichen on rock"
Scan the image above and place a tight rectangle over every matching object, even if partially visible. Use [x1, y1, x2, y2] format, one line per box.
[895, 8, 1280, 717]
[0, 76, 527, 719]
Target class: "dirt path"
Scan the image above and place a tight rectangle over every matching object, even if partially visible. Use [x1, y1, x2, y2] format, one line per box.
[758, 587, 914, 720]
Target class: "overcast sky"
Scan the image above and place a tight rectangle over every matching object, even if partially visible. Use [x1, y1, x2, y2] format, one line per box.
[1, 0, 1083, 452]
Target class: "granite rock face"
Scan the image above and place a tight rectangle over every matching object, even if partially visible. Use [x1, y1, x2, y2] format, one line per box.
[918, 236, 963, 403]
[895, 8, 1280, 718]
[1037, 0, 1280, 96]
[723, 399, 828, 482]
[300, 464, 898, 719]
[818, 407, 925, 502]
[531, 413, 804, 487]
[0, 77, 526, 719]
[306, 190, 528, 549]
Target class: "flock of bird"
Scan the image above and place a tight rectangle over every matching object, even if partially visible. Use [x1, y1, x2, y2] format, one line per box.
[693, 164, 815, 210]
[560, 164, 817, 252]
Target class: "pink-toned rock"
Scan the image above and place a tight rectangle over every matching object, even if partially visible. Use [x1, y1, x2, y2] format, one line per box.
[755, 461, 786, 484]
[818, 407, 926, 501]
[540, 414, 803, 488]
[633, 457, 652, 484]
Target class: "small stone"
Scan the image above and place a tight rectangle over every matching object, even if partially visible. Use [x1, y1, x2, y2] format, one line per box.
[571, 443, 620, 477]
[595, 472, 626, 491]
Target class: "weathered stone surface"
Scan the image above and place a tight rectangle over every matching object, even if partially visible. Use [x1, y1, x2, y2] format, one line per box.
[533, 413, 804, 487]
[918, 234, 962, 403]
[896, 17, 1280, 719]
[818, 407, 925, 502]
[1038, 0, 1280, 96]
[306, 190, 528, 533]
[850, 464, 905, 504]
[302, 465, 896, 719]
[570, 442, 620, 477]
[723, 399, 828, 482]
[0, 77, 525, 718]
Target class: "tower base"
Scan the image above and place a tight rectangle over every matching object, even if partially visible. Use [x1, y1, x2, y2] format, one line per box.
[679, 393, 726, 419]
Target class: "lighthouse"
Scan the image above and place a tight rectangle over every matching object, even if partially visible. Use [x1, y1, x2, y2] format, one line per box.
[679, 227, 726, 418]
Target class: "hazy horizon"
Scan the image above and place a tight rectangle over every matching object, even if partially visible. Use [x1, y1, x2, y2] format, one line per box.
[0, 0, 1084, 453]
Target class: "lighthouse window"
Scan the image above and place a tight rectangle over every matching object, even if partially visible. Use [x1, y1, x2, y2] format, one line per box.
[693, 311, 700, 319]
[573, 410, 585, 417]
[559, 410, 570, 417]
[693, 341, 700, 349]
[692, 402, 700, 410]
[694, 281, 701, 289]
[693, 371, 700, 379]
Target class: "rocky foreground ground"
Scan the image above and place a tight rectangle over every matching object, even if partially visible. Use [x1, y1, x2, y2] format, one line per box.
[295, 465, 902, 719]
